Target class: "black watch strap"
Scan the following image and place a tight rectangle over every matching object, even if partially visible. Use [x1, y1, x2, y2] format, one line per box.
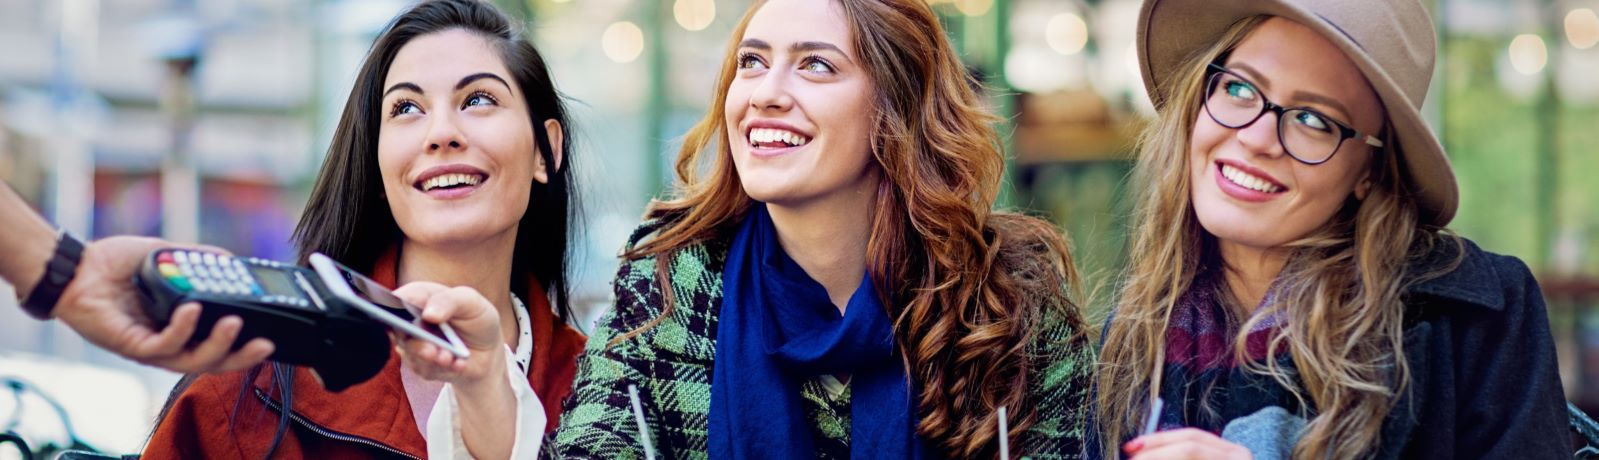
[22, 230, 84, 320]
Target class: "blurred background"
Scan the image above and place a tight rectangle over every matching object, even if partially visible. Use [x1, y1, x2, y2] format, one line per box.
[0, 0, 1595, 456]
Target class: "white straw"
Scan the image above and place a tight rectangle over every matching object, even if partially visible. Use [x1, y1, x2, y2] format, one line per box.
[628, 384, 658, 460]
[1142, 397, 1165, 436]
[998, 405, 1010, 460]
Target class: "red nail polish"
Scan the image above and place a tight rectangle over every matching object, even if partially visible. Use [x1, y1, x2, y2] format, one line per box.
[1123, 439, 1143, 453]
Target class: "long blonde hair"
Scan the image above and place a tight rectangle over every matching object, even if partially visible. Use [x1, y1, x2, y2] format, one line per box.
[619, 0, 1086, 456]
[1095, 15, 1460, 459]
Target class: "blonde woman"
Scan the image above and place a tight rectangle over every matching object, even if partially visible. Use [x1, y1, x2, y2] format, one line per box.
[1095, 0, 1568, 458]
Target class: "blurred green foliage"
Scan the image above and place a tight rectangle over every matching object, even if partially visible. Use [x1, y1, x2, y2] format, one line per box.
[1442, 36, 1599, 275]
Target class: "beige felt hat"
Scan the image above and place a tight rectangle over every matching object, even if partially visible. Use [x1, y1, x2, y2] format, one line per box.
[1136, 0, 1459, 226]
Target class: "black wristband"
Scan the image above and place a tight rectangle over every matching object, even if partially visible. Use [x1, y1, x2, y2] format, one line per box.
[21, 230, 84, 320]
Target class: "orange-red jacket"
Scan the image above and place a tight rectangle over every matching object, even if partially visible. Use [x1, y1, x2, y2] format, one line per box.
[143, 249, 586, 459]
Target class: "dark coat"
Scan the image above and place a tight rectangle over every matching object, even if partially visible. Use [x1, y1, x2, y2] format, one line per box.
[1089, 237, 1570, 459]
[1379, 238, 1569, 459]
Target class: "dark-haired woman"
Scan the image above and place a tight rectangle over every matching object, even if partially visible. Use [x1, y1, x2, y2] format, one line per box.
[142, 1, 585, 458]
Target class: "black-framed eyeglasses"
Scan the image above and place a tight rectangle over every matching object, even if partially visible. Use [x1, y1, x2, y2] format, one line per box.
[1202, 63, 1384, 165]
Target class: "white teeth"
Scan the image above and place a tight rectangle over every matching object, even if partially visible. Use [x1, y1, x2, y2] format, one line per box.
[747, 127, 811, 147]
[1220, 165, 1283, 194]
[422, 173, 483, 191]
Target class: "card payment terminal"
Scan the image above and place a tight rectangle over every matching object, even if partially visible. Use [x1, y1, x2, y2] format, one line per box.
[135, 249, 391, 391]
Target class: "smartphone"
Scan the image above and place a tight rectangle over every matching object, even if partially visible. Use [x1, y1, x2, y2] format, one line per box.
[309, 252, 470, 358]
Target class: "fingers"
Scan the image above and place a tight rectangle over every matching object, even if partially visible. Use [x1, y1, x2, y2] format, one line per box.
[1126, 429, 1251, 460]
[394, 340, 468, 382]
[131, 302, 202, 360]
[421, 295, 461, 325]
[1132, 441, 1247, 460]
[1133, 428, 1213, 450]
[434, 288, 505, 351]
[395, 331, 438, 364]
[412, 286, 480, 326]
[389, 283, 503, 384]
[168, 316, 246, 371]
[115, 299, 277, 374]
[1129, 443, 1226, 460]
[435, 345, 458, 368]
[392, 281, 450, 308]
[394, 283, 496, 326]
[212, 338, 275, 373]
[419, 341, 458, 368]
[441, 287, 502, 324]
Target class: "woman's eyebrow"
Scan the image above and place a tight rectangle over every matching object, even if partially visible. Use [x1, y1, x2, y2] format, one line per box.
[1229, 62, 1273, 90]
[457, 72, 513, 94]
[1230, 61, 1355, 120]
[739, 38, 771, 50]
[790, 41, 851, 63]
[736, 38, 852, 65]
[1290, 91, 1354, 121]
[383, 82, 423, 97]
[382, 73, 513, 98]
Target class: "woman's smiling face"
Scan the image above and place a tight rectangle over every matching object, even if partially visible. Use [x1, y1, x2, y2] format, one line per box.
[377, 29, 543, 248]
[1188, 17, 1387, 252]
[723, 0, 879, 208]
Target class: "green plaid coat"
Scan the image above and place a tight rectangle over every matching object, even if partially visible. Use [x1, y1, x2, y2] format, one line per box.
[545, 222, 1095, 459]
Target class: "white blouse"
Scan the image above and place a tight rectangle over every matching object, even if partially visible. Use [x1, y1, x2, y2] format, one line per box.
[404, 292, 546, 459]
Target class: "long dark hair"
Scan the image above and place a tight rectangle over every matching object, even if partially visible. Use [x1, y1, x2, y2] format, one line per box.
[295, 0, 578, 316]
[152, 1, 579, 456]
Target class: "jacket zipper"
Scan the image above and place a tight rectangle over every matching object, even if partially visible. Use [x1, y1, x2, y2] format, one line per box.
[253, 388, 421, 460]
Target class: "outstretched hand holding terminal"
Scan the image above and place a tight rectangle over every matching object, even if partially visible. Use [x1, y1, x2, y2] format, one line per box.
[0, 182, 273, 374]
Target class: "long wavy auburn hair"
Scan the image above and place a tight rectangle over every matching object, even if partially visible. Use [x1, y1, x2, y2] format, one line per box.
[616, 0, 1087, 457]
[1094, 16, 1461, 459]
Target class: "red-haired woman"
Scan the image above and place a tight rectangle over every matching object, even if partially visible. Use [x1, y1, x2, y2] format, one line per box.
[541, 0, 1094, 458]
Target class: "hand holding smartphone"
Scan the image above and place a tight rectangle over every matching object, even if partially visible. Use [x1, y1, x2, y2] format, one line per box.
[310, 253, 470, 359]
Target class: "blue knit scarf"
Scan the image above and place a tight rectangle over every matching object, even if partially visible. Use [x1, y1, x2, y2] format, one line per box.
[708, 204, 928, 459]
